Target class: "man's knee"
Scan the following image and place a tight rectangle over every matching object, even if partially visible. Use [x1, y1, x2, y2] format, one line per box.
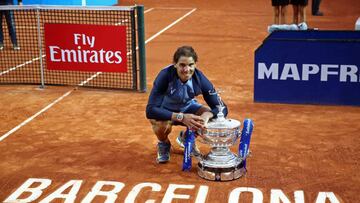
[195, 106, 211, 116]
[150, 120, 172, 136]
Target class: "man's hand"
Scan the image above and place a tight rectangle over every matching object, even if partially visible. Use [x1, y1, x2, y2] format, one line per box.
[199, 111, 213, 127]
[183, 111, 214, 131]
[182, 113, 205, 131]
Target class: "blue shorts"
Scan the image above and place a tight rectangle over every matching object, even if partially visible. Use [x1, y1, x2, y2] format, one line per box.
[182, 100, 203, 114]
[168, 100, 203, 126]
[163, 99, 203, 115]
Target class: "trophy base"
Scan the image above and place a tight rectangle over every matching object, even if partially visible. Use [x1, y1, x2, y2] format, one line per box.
[197, 162, 246, 181]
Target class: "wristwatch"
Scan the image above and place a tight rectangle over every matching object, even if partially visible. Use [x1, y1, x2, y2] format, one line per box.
[176, 112, 184, 122]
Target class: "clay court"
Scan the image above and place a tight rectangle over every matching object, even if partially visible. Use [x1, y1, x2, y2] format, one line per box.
[0, 0, 359, 202]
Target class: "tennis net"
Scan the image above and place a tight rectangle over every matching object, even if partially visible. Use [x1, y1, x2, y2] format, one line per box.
[0, 5, 146, 91]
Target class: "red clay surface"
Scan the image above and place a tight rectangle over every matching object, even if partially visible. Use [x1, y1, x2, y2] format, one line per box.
[0, 0, 359, 202]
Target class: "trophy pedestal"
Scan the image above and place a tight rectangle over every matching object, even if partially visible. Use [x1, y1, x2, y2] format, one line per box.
[197, 147, 247, 181]
[197, 162, 246, 181]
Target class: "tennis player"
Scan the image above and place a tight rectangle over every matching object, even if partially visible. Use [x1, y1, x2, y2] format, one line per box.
[146, 45, 228, 163]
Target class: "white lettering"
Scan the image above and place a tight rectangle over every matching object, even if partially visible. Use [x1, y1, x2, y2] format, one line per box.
[87, 36, 95, 48]
[340, 65, 358, 82]
[74, 33, 81, 45]
[258, 63, 359, 82]
[124, 182, 161, 203]
[321, 64, 339, 81]
[228, 187, 263, 203]
[258, 63, 279, 79]
[39, 180, 82, 203]
[83, 50, 90, 63]
[4, 178, 52, 203]
[74, 34, 95, 47]
[49, 46, 61, 62]
[82, 34, 86, 46]
[162, 184, 194, 203]
[114, 51, 123, 64]
[99, 49, 106, 63]
[48, 44, 124, 64]
[4, 178, 344, 203]
[315, 192, 340, 203]
[280, 63, 300, 80]
[106, 51, 115, 64]
[89, 51, 99, 63]
[195, 185, 209, 203]
[270, 189, 304, 203]
[302, 64, 319, 81]
[81, 181, 125, 203]
[61, 49, 77, 62]
[77, 46, 83, 63]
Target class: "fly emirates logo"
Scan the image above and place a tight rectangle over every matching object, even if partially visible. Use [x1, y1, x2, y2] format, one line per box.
[44, 23, 128, 73]
[257, 62, 360, 82]
[49, 33, 123, 64]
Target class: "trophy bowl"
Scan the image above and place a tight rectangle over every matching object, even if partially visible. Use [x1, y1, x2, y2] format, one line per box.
[200, 119, 241, 147]
[197, 115, 246, 181]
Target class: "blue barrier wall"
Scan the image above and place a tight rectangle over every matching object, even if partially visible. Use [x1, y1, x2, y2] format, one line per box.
[86, 0, 117, 6]
[254, 30, 360, 106]
[22, 0, 117, 6]
[24, 0, 79, 5]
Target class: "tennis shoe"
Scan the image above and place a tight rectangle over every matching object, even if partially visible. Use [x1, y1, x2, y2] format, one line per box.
[157, 141, 171, 163]
[176, 131, 201, 157]
[13, 44, 20, 51]
[176, 131, 185, 148]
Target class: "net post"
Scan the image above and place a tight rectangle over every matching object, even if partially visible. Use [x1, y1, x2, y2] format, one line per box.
[131, 9, 137, 90]
[36, 8, 45, 89]
[137, 5, 146, 92]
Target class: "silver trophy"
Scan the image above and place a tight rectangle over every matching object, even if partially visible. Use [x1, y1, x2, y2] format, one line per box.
[196, 93, 249, 181]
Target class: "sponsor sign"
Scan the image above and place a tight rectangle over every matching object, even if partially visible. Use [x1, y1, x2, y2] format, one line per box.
[44, 23, 127, 72]
[254, 31, 360, 106]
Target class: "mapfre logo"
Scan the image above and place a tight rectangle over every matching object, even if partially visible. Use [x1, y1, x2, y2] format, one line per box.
[257, 62, 360, 82]
[44, 23, 128, 72]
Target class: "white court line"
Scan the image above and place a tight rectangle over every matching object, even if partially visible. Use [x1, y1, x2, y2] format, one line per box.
[153, 7, 196, 10]
[144, 8, 154, 13]
[0, 7, 154, 77]
[17, 26, 38, 29]
[0, 55, 45, 76]
[0, 8, 197, 142]
[78, 72, 102, 86]
[145, 8, 196, 44]
[0, 91, 73, 142]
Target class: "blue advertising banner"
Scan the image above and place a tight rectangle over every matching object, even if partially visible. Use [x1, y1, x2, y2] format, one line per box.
[254, 30, 360, 106]
[23, 0, 117, 6]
